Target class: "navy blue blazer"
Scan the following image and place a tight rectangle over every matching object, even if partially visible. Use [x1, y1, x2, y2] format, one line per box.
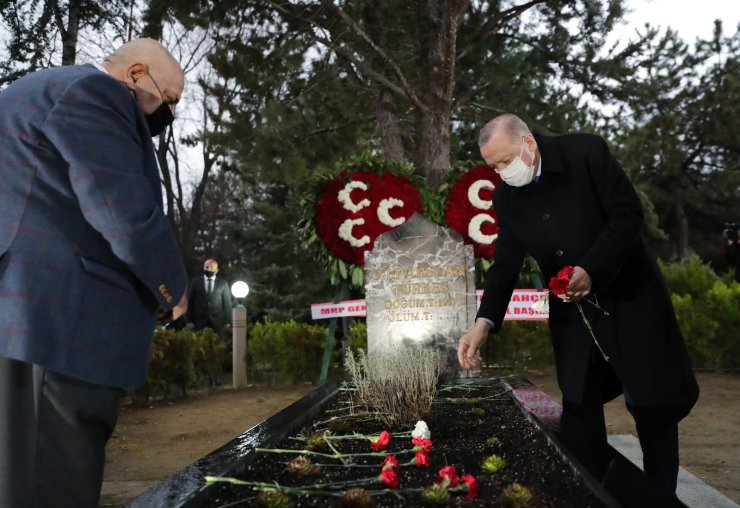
[0, 64, 187, 388]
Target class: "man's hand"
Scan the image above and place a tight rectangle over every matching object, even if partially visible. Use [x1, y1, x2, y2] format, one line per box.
[172, 293, 188, 321]
[458, 320, 491, 369]
[559, 266, 592, 302]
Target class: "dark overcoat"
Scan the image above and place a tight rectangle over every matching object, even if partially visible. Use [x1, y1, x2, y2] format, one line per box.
[186, 276, 233, 330]
[477, 133, 699, 420]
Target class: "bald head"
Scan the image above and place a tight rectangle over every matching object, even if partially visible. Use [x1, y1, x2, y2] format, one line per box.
[102, 38, 184, 117]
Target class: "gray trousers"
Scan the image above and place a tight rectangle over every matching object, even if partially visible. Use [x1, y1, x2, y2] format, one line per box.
[0, 357, 122, 508]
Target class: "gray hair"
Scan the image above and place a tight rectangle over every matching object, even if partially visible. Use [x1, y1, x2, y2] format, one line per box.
[478, 114, 531, 146]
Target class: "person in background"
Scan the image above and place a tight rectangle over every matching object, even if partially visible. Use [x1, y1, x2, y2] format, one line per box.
[186, 258, 233, 385]
[0, 38, 188, 507]
[186, 258, 234, 333]
[458, 114, 699, 495]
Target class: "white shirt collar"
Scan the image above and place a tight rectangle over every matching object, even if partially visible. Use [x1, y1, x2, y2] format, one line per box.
[90, 62, 109, 75]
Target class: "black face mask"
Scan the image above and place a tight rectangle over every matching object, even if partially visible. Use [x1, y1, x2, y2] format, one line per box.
[204, 270, 215, 278]
[145, 101, 174, 137]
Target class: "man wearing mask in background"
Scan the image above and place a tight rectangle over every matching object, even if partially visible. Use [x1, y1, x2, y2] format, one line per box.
[458, 114, 699, 496]
[187, 258, 233, 333]
[0, 38, 188, 507]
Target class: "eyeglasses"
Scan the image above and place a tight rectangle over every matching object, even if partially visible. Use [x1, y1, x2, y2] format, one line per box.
[146, 66, 179, 111]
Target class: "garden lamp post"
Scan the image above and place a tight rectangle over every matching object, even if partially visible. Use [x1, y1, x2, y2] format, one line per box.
[231, 281, 249, 388]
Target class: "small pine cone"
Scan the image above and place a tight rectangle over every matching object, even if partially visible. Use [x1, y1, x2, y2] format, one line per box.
[336, 488, 374, 508]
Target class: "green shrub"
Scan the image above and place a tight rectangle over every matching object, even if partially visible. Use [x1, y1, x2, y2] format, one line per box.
[146, 328, 200, 398]
[248, 321, 334, 385]
[672, 280, 740, 370]
[660, 255, 718, 298]
[346, 321, 368, 357]
[481, 321, 553, 370]
[193, 328, 228, 385]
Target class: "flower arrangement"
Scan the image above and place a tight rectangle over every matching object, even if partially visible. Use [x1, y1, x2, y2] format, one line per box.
[314, 170, 423, 266]
[444, 164, 502, 260]
[299, 153, 439, 288]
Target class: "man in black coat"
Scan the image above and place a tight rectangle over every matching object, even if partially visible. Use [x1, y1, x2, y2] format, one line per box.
[186, 259, 233, 332]
[458, 114, 699, 494]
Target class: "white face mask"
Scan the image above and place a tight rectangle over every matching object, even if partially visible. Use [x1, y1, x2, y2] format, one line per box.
[499, 141, 536, 187]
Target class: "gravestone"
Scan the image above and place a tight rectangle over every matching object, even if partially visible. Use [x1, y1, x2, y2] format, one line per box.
[364, 213, 479, 377]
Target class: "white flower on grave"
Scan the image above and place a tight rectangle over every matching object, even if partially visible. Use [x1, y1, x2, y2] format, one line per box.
[377, 197, 406, 227]
[468, 178, 495, 210]
[468, 214, 498, 245]
[531, 295, 549, 314]
[338, 218, 370, 247]
[337, 181, 371, 212]
[411, 420, 431, 440]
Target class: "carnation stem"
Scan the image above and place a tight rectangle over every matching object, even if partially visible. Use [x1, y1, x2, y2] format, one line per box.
[576, 301, 610, 361]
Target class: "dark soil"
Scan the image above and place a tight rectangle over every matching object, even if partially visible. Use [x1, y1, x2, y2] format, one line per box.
[198, 381, 595, 507]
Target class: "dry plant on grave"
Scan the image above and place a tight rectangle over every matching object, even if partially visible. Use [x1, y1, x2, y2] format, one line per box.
[344, 346, 447, 427]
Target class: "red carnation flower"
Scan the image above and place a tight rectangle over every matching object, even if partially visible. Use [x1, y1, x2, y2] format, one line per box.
[460, 474, 479, 499]
[436, 465, 459, 487]
[380, 467, 399, 489]
[413, 451, 431, 468]
[549, 265, 574, 295]
[371, 431, 391, 451]
[380, 455, 399, 470]
[411, 437, 433, 454]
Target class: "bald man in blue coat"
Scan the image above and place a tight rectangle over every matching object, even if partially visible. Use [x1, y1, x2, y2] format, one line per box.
[0, 39, 188, 507]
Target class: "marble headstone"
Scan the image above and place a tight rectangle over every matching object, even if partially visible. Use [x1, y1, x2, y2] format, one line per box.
[364, 213, 479, 378]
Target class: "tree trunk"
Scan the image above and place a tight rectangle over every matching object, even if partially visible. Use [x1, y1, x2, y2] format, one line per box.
[674, 199, 690, 260]
[376, 88, 406, 163]
[61, 0, 81, 65]
[412, 0, 459, 188]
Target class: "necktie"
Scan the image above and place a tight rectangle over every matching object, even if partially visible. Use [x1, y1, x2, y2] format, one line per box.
[207, 278, 213, 295]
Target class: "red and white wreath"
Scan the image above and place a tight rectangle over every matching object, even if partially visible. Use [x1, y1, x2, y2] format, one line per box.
[444, 165, 502, 260]
[314, 170, 423, 266]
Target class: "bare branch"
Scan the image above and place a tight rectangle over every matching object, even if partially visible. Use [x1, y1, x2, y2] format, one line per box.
[457, 0, 547, 61]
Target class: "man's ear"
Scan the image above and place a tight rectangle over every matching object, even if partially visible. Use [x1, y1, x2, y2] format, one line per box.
[126, 63, 148, 84]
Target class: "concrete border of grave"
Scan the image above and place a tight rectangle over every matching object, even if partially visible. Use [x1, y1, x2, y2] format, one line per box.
[124, 377, 684, 508]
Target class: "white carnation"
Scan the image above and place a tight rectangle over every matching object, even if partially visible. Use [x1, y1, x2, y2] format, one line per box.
[411, 420, 431, 440]
[468, 213, 498, 244]
[338, 218, 370, 247]
[377, 197, 406, 227]
[532, 295, 549, 314]
[337, 181, 370, 212]
[468, 179, 495, 210]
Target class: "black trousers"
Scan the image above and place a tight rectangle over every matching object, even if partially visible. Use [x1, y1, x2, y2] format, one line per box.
[0, 357, 122, 508]
[558, 349, 680, 494]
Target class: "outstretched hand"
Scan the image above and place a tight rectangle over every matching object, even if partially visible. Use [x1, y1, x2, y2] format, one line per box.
[458, 320, 491, 369]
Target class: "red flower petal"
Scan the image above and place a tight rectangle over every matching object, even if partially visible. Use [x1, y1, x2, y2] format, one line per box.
[460, 474, 479, 499]
[380, 455, 399, 470]
[411, 437, 433, 454]
[380, 467, 399, 489]
[371, 430, 391, 451]
[436, 465, 459, 487]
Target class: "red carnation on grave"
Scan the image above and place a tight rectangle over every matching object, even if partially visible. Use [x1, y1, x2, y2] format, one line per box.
[411, 436, 433, 454]
[412, 451, 431, 468]
[436, 465, 459, 488]
[380, 467, 399, 489]
[460, 473, 479, 499]
[444, 165, 503, 260]
[380, 455, 399, 470]
[370, 430, 391, 451]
